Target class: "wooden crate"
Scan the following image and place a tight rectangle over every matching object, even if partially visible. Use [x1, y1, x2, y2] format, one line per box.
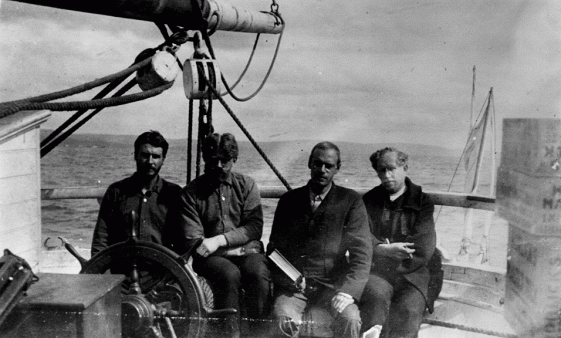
[501, 118, 561, 177]
[496, 167, 561, 236]
[504, 226, 561, 337]
[0, 273, 124, 338]
[504, 285, 561, 338]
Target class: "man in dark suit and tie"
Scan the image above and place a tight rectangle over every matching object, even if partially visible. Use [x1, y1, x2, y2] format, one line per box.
[269, 141, 373, 338]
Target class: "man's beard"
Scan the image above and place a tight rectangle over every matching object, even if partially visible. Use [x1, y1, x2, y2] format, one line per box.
[137, 164, 160, 179]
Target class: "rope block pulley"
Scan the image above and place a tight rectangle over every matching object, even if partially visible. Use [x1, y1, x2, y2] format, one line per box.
[183, 58, 222, 100]
[136, 49, 180, 91]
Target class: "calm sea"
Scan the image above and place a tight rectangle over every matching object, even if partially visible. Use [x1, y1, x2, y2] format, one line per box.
[40, 136, 507, 268]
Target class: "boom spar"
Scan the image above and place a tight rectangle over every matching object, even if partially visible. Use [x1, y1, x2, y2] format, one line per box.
[9, 0, 284, 34]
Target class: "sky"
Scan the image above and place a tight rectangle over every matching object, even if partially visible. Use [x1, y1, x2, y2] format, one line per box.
[1, 0, 561, 151]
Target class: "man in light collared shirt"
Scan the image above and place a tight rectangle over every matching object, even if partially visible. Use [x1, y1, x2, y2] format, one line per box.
[269, 141, 373, 338]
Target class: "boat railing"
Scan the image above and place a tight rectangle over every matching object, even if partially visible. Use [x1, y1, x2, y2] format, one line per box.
[41, 185, 495, 210]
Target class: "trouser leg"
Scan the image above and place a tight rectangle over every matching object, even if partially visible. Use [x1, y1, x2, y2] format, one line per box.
[193, 255, 242, 311]
[314, 287, 362, 338]
[386, 277, 426, 338]
[193, 256, 241, 337]
[238, 253, 271, 319]
[360, 273, 393, 333]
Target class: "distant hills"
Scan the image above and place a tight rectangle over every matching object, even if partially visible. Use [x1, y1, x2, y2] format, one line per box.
[40, 130, 461, 158]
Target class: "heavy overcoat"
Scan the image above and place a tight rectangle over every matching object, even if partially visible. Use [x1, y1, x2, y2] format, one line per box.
[362, 177, 436, 306]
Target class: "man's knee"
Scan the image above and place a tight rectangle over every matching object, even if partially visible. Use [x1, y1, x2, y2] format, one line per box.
[330, 304, 361, 338]
[271, 300, 302, 338]
[196, 257, 242, 287]
[337, 303, 362, 325]
[242, 253, 270, 278]
[331, 303, 361, 336]
[363, 274, 393, 302]
[272, 293, 306, 323]
[272, 315, 300, 338]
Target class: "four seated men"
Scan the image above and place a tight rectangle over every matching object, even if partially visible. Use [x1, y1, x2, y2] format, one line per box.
[93, 133, 438, 338]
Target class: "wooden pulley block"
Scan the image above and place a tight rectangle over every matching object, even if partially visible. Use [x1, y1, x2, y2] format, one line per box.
[136, 50, 180, 91]
[183, 58, 222, 100]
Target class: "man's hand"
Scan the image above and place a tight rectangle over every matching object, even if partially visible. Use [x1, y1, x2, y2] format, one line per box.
[196, 235, 227, 257]
[331, 293, 354, 313]
[296, 276, 306, 292]
[381, 242, 415, 260]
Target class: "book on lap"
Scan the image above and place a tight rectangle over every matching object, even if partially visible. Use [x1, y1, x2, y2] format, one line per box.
[266, 249, 303, 284]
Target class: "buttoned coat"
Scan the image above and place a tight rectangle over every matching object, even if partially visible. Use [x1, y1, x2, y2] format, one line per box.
[269, 183, 373, 300]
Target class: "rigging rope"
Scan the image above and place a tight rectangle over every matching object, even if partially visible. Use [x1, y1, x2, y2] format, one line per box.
[218, 33, 261, 95]
[0, 57, 152, 117]
[205, 16, 284, 102]
[203, 73, 292, 191]
[187, 98, 194, 184]
[191, 0, 285, 102]
[1, 82, 172, 119]
[422, 318, 517, 338]
[40, 68, 131, 148]
[40, 79, 138, 157]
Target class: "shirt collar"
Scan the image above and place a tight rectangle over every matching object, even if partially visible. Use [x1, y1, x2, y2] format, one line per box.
[389, 184, 406, 201]
[130, 173, 163, 194]
[308, 181, 332, 201]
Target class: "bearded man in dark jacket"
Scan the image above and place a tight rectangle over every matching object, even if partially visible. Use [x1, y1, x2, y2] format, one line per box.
[360, 147, 440, 338]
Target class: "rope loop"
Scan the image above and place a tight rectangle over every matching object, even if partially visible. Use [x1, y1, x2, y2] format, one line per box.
[169, 30, 190, 46]
[204, 12, 283, 102]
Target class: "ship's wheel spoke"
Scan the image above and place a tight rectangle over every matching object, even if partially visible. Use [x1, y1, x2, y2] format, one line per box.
[80, 241, 208, 338]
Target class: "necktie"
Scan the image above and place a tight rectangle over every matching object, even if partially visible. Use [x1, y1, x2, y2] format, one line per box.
[312, 195, 322, 211]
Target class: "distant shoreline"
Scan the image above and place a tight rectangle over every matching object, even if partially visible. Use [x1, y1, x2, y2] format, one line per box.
[40, 129, 462, 158]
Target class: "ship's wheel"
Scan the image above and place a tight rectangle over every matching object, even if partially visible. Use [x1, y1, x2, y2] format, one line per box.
[80, 239, 208, 338]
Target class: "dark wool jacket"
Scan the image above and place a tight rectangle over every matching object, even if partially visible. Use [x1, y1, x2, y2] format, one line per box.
[269, 183, 373, 300]
[362, 177, 436, 304]
[91, 174, 182, 256]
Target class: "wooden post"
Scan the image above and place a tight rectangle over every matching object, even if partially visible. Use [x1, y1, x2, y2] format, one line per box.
[0, 110, 50, 271]
[497, 118, 561, 337]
